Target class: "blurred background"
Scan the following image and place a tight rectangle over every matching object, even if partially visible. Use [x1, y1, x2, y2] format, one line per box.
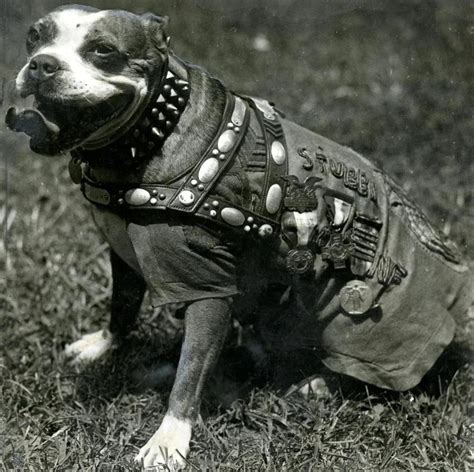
[0, 1, 472, 469]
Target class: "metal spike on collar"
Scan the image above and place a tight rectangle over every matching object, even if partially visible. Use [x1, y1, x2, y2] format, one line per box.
[151, 127, 165, 139]
[94, 67, 191, 167]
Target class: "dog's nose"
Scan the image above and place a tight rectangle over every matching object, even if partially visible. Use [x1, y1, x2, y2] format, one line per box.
[28, 54, 60, 81]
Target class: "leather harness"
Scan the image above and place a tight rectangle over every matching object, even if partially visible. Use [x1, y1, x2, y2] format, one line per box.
[79, 92, 289, 241]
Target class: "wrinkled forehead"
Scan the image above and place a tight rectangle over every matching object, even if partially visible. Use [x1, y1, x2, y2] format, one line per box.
[34, 7, 147, 54]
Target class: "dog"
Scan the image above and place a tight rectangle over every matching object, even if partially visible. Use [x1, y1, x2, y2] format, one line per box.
[7, 4, 472, 469]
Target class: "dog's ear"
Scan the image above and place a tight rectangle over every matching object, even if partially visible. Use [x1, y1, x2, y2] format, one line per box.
[141, 13, 170, 56]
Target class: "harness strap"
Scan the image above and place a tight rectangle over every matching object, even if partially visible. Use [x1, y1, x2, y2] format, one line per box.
[167, 93, 249, 213]
[250, 99, 288, 224]
[80, 95, 287, 240]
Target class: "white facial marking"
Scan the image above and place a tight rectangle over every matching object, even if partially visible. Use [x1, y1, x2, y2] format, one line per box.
[15, 8, 151, 149]
[135, 414, 192, 470]
[17, 9, 146, 102]
[64, 329, 115, 364]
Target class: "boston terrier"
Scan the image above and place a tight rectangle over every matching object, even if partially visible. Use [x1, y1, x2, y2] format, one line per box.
[6, 4, 472, 469]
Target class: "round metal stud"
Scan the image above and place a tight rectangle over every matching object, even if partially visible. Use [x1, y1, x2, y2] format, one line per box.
[219, 154, 226, 160]
[340, 280, 374, 316]
[234, 127, 240, 133]
[198, 184, 205, 191]
[265, 184, 283, 214]
[125, 188, 151, 206]
[118, 198, 124, 205]
[150, 198, 157, 205]
[210, 210, 217, 217]
[271, 141, 286, 165]
[217, 130, 237, 153]
[191, 179, 198, 186]
[258, 224, 273, 238]
[221, 208, 245, 226]
[227, 122, 234, 128]
[203, 203, 210, 210]
[198, 158, 219, 183]
[159, 193, 166, 200]
[212, 200, 219, 207]
[151, 108, 159, 117]
[212, 149, 219, 155]
[247, 216, 254, 223]
[152, 189, 158, 196]
[244, 225, 251, 232]
[178, 190, 195, 207]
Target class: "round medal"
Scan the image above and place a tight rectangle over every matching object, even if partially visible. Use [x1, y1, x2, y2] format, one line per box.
[339, 280, 374, 315]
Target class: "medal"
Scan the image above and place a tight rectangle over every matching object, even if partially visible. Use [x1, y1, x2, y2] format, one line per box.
[339, 280, 374, 315]
[286, 249, 314, 274]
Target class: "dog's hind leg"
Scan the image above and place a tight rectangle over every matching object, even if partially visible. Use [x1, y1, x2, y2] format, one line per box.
[65, 249, 146, 364]
[136, 297, 231, 469]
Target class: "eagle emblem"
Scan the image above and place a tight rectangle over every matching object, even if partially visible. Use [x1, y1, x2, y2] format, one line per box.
[282, 175, 322, 212]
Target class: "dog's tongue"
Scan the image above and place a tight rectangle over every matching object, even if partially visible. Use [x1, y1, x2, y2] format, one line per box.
[5, 106, 61, 154]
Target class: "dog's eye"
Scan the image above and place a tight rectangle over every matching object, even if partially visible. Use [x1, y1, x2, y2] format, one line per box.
[27, 28, 40, 46]
[93, 44, 116, 56]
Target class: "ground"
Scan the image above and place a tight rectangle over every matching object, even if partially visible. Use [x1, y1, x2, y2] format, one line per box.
[0, 0, 472, 470]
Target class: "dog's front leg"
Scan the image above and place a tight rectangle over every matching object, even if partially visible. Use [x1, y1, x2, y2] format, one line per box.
[136, 297, 231, 469]
[65, 249, 146, 364]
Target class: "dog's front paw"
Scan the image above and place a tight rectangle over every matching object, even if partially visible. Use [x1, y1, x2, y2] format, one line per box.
[135, 415, 192, 470]
[64, 329, 114, 364]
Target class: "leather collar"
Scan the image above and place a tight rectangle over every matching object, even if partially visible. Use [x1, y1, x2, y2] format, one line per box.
[70, 61, 190, 170]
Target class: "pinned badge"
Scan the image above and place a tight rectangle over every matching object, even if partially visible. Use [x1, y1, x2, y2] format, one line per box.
[283, 175, 322, 213]
[339, 280, 374, 315]
[286, 249, 315, 274]
[321, 232, 353, 269]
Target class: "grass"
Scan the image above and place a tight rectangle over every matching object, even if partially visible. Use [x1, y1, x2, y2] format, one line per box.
[1, 0, 473, 470]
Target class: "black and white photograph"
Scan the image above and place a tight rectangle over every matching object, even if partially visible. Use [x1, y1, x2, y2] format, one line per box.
[1, 0, 472, 470]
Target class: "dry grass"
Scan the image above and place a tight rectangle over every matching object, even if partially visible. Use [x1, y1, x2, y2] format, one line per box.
[1, 1, 472, 470]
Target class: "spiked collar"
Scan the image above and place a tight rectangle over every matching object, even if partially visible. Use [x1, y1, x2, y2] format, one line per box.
[70, 62, 190, 170]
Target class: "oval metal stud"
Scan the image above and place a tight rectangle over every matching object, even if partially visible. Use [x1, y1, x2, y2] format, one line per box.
[271, 141, 286, 165]
[221, 208, 245, 226]
[178, 190, 195, 207]
[265, 184, 283, 214]
[198, 158, 219, 183]
[217, 130, 237, 153]
[125, 188, 151, 206]
[231, 97, 246, 126]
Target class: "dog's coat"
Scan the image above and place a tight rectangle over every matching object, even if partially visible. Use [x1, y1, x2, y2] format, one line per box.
[7, 5, 472, 469]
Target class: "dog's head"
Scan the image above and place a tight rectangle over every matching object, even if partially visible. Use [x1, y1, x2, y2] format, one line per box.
[6, 4, 169, 155]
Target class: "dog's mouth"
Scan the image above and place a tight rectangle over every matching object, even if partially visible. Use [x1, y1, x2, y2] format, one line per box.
[6, 93, 132, 155]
